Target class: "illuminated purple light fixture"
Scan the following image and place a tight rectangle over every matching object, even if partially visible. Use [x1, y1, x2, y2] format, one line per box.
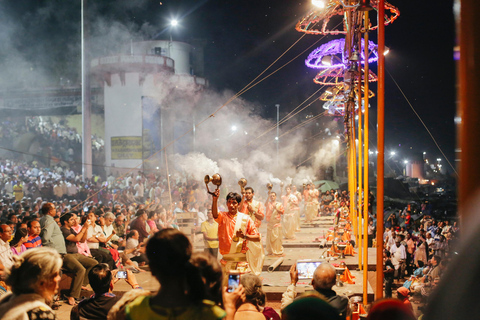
[305, 38, 378, 69]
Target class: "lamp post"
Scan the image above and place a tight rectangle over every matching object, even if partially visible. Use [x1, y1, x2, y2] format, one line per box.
[275, 104, 280, 166]
[81, 0, 92, 180]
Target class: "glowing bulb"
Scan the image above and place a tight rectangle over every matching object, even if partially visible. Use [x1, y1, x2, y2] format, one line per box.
[171, 19, 179, 26]
[384, 46, 390, 55]
[312, 0, 325, 8]
[390, 151, 396, 156]
[231, 125, 237, 132]
[404, 160, 408, 164]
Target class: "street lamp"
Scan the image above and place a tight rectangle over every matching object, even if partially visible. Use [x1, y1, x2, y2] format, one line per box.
[169, 19, 179, 42]
[312, 0, 325, 8]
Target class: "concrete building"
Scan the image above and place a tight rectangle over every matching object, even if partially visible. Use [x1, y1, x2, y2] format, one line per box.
[90, 40, 207, 173]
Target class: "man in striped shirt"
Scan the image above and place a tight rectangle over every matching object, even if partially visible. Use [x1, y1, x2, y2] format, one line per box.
[25, 220, 42, 249]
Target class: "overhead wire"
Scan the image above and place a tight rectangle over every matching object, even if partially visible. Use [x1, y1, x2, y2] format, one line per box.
[386, 69, 458, 177]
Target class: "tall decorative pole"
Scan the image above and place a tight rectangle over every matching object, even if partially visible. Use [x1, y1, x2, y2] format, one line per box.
[376, 0, 386, 300]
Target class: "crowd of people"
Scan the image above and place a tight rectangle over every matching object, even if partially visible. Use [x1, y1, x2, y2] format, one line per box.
[0, 116, 105, 174]
[381, 207, 458, 312]
[0, 154, 460, 320]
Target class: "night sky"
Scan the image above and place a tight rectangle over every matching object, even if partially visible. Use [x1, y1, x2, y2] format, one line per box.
[1, 0, 457, 172]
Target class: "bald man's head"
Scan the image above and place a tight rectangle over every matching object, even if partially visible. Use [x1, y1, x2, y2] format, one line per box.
[312, 263, 336, 290]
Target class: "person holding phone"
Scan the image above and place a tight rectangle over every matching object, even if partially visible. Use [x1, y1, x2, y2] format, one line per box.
[70, 264, 141, 320]
[281, 262, 350, 320]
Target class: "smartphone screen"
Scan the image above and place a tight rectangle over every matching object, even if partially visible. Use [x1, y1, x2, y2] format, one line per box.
[227, 274, 239, 292]
[296, 260, 323, 279]
[116, 271, 127, 279]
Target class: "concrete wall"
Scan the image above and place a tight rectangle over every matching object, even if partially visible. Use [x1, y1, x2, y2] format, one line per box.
[128, 40, 192, 75]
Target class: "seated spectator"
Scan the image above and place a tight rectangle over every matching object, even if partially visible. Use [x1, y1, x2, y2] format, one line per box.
[103, 212, 120, 248]
[0, 247, 62, 319]
[128, 209, 150, 243]
[125, 230, 148, 266]
[235, 273, 280, 320]
[282, 296, 341, 320]
[24, 220, 42, 249]
[85, 211, 116, 270]
[108, 229, 231, 320]
[146, 211, 159, 233]
[282, 262, 349, 320]
[112, 214, 127, 239]
[366, 298, 415, 320]
[70, 263, 141, 320]
[10, 228, 28, 256]
[190, 252, 223, 305]
[396, 287, 412, 311]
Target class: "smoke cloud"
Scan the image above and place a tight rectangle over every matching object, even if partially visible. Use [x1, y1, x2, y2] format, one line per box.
[0, 1, 344, 198]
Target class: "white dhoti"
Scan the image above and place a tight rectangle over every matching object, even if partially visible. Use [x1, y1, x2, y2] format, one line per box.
[246, 235, 265, 276]
[305, 202, 318, 222]
[283, 212, 296, 239]
[266, 222, 284, 255]
[293, 208, 301, 231]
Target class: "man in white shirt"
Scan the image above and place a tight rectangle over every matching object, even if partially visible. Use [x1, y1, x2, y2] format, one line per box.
[0, 224, 14, 273]
[133, 179, 144, 202]
[390, 238, 406, 281]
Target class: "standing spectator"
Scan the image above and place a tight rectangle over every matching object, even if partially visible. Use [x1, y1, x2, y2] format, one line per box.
[133, 179, 144, 202]
[201, 209, 219, 258]
[13, 181, 23, 202]
[367, 219, 375, 247]
[390, 238, 407, 281]
[384, 251, 395, 298]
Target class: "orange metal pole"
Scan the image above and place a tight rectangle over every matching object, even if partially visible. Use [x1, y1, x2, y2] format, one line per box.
[363, 11, 370, 304]
[459, 0, 480, 227]
[358, 62, 363, 271]
[376, 0, 385, 300]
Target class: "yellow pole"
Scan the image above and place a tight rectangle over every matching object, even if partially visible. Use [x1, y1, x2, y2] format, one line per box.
[351, 115, 358, 243]
[349, 141, 354, 222]
[350, 117, 357, 239]
[376, 0, 386, 300]
[357, 61, 363, 271]
[363, 11, 370, 304]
